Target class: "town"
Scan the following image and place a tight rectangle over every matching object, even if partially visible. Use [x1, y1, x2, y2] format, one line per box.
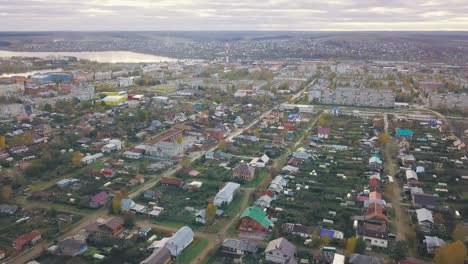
[0, 53, 467, 264]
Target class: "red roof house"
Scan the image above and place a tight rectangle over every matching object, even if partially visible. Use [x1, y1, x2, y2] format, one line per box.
[12, 230, 41, 251]
[101, 168, 116, 177]
[160, 177, 184, 187]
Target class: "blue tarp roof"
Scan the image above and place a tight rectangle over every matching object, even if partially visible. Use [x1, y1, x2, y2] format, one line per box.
[320, 229, 335, 238]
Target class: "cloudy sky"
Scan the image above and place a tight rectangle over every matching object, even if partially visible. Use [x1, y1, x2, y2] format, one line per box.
[0, 0, 467, 31]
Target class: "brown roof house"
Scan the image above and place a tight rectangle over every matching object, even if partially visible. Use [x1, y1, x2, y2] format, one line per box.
[84, 217, 125, 237]
[232, 163, 256, 182]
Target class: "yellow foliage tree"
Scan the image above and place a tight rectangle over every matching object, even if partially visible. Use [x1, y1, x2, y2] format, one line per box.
[176, 134, 184, 145]
[0, 185, 13, 203]
[0, 135, 5, 149]
[181, 155, 191, 169]
[434, 241, 467, 264]
[71, 151, 83, 167]
[218, 140, 227, 151]
[378, 133, 389, 146]
[321, 234, 330, 247]
[346, 237, 357, 254]
[453, 224, 468, 242]
[22, 132, 34, 145]
[112, 192, 123, 214]
[205, 202, 217, 224]
[318, 113, 331, 127]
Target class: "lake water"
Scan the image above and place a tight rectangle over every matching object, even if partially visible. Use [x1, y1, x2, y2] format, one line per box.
[0, 50, 176, 63]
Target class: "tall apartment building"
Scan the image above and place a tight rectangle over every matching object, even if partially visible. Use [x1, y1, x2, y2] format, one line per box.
[308, 87, 395, 108]
[429, 93, 468, 113]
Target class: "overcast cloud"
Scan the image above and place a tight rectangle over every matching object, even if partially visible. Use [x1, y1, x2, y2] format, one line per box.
[0, 0, 467, 31]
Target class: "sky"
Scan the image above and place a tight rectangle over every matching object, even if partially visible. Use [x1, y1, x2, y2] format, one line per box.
[0, 0, 467, 31]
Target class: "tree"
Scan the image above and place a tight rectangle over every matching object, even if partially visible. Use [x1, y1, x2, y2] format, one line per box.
[43, 103, 53, 112]
[355, 237, 366, 254]
[0, 135, 5, 149]
[176, 134, 184, 145]
[71, 151, 83, 167]
[321, 234, 330, 247]
[218, 140, 227, 151]
[452, 224, 468, 242]
[22, 132, 34, 145]
[123, 214, 135, 228]
[391, 241, 408, 261]
[254, 128, 262, 138]
[434, 241, 466, 264]
[205, 202, 217, 224]
[317, 113, 331, 127]
[346, 237, 357, 254]
[48, 207, 58, 218]
[378, 133, 389, 146]
[0, 185, 13, 203]
[112, 191, 126, 214]
[181, 155, 191, 169]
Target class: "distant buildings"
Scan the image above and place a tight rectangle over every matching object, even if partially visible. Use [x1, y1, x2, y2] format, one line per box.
[429, 93, 468, 113]
[309, 87, 395, 108]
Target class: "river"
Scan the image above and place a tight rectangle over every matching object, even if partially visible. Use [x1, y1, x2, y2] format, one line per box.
[0, 50, 176, 63]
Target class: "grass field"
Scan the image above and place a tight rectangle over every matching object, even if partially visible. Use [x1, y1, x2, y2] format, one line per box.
[178, 237, 209, 264]
[152, 84, 176, 93]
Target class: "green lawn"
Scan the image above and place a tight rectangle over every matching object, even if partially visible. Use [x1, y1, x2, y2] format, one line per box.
[178, 238, 209, 264]
[152, 84, 176, 93]
[244, 170, 269, 188]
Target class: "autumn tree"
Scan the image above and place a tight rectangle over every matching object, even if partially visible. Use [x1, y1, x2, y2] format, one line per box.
[181, 155, 191, 169]
[452, 224, 468, 242]
[346, 237, 357, 254]
[71, 151, 83, 167]
[218, 140, 227, 151]
[112, 189, 128, 214]
[254, 128, 262, 138]
[176, 134, 184, 145]
[317, 113, 331, 127]
[390, 241, 408, 261]
[22, 132, 34, 145]
[434, 241, 466, 264]
[321, 234, 330, 247]
[0, 185, 13, 203]
[0, 135, 5, 149]
[378, 133, 389, 146]
[205, 202, 217, 224]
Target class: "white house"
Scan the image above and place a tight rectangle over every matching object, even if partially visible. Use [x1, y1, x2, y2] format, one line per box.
[165, 226, 194, 256]
[214, 182, 240, 206]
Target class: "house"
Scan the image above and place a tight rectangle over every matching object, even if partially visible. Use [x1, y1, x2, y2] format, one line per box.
[160, 177, 184, 188]
[412, 193, 436, 209]
[203, 128, 224, 140]
[141, 247, 172, 264]
[369, 178, 381, 188]
[396, 129, 414, 142]
[221, 239, 258, 258]
[165, 226, 194, 256]
[255, 195, 273, 209]
[214, 182, 240, 206]
[348, 254, 385, 264]
[89, 191, 108, 208]
[121, 198, 137, 212]
[424, 236, 445, 254]
[144, 190, 159, 200]
[139, 227, 152, 237]
[264, 237, 297, 264]
[195, 209, 223, 224]
[123, 149, 144, 160]
[238, 206, 273, 232]
[57, 238, 88, 256]
[145, 129, 184, 158]
[84, 217, 125, 237]
[416, 208, 434, 231]
[0, 204, 18, 215]
[56, 178, 79, 188]
[268, 175, 287, 194]
[12, 230, 42, 251]
[282, 223, 312, 238]
[357, 223, 388, 248]
[101, 168, 116, 178]
[368, 156, 383, 171]
[232, 163, 256, 182]
[317, 127, 330, 139]
[405, 170, 418, 182]
[319, 229, 344, 240]
[365, 203, 389, 223]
